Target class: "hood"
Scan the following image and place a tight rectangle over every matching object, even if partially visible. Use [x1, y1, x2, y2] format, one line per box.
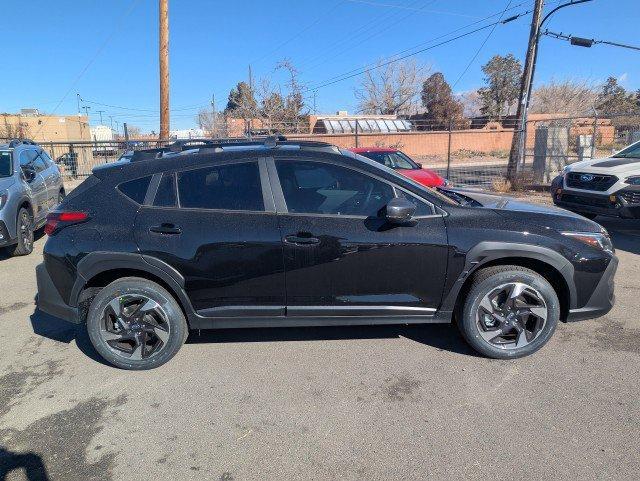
[397, 168, 445, 187]
[0, 176, 16, 191]
[566, 155, 640, 174]
[447, 188, 601, 233]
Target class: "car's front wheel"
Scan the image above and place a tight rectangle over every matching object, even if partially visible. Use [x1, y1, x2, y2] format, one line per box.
[458, 265, 560, 359]
[86, 277, 188, 369]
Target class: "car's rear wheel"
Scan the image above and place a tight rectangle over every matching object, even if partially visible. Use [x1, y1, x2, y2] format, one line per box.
[86, 277, 188, 370]
[458, 266, 560, 359]
[8, 207, 34, 256]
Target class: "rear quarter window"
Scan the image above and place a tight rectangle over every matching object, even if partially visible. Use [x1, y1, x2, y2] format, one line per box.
[118, 176, 152, 205]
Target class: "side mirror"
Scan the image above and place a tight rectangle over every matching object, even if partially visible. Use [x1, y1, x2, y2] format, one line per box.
[384, 197, 416, 224]
[22, 166, 36, 182]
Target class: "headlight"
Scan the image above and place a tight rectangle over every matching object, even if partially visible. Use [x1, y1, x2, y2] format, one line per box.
[625, 176, 640, 185]
[0, 191, 7, 210]
[562, 230, 614, 254]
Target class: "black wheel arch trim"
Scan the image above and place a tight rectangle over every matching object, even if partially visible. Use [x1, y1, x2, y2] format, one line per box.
[70, 252, 195, 317]
[439, 241, 577, 316]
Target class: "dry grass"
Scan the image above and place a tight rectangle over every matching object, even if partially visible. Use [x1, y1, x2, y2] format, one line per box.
[491, 178, 512, 193]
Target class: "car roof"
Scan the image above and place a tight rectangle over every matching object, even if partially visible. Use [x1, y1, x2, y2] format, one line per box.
[349, 147, 399, 153]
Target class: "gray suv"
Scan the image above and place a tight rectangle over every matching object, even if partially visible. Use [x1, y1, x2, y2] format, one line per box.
[0, 139, 65, 256]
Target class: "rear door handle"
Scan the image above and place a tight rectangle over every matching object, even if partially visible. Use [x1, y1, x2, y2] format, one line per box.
[149, 224, 182, 235]
[284, 235, 320, 245]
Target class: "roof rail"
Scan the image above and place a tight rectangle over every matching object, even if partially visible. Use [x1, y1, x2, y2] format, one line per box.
[129, 135, 336, 162]
[8, 139, 37, 148]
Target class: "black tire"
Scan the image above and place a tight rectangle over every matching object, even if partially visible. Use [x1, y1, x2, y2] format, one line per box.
[458, 265, 560, 359]
[579, 212, 598, 220]
[86, 277, 188, 370]
[8, 207, 34, 256]
[57, 189, 65, 207]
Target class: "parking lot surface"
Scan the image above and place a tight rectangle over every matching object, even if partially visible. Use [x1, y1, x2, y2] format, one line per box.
[1, 217, 639, 481]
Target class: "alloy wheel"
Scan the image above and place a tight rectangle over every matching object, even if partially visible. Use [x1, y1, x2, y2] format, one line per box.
[20, 211, 33, 251]
[100, 295, 170, 360]
[476, 282, 547, 350]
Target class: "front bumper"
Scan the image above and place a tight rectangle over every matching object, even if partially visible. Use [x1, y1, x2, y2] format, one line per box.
[552, 187, 640, 219]
[566, 255, 618, 322]
[0, 220, 15, 247]
[36, 263, 79, 323]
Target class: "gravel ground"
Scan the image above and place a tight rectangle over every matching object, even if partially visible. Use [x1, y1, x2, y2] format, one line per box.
[0, 202, 639, 481]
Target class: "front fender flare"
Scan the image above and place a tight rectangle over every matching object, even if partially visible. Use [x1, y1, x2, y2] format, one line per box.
[440, 241, 577, 315]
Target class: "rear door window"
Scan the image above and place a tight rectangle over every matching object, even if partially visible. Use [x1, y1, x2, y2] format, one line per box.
[177, 162, 264, 211]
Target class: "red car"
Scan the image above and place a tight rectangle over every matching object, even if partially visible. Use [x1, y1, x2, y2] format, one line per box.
[348, 147, 446, 187]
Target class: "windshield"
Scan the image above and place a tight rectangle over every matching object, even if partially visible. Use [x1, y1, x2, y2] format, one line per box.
[0, 151, 12, 178]
[358, 150, 419, 170]
[613, 141, 640, 159]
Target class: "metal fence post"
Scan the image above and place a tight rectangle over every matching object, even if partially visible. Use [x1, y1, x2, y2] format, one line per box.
[355, 119, 359, 148]
[446, 120, 452, 180]
[591, 110, 598, 159]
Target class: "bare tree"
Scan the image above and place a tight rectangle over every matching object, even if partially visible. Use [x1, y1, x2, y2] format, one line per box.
[530, 79, 598, 116]
[257, 78, 286, 132]
[197, 109, 228, 138]
[457, 90, 483, 118]
[0, 115, 31, 139]
[276, 60, 308, 133]
[356, 60, 429, 115]
[125, 125, 142, 138]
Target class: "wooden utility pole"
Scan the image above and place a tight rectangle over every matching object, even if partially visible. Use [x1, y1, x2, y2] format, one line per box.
[159, 0, 170, 140]
[507, 0, 545, 180]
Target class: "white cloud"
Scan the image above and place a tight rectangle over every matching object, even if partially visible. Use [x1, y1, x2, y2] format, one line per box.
[618, 72, 628, 84]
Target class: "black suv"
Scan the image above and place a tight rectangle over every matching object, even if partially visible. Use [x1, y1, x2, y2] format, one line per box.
[36, 138, 618, 369]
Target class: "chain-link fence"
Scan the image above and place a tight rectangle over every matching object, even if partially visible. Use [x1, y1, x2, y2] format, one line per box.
[11, 113, 640, 190]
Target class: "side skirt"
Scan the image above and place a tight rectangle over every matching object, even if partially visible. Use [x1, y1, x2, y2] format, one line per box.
[188, 314, 448, 330]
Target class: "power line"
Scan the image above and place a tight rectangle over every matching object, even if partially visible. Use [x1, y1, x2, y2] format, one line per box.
[298, 0, 428, 72]
[305, 6, 530, 92]
[302, 0, 438, 76]
[344, 0, 482, 18]
[251, 0, 347, 66]
[543, 30, 640, 51]
[451, 0, 514, 89]
[306, 1, 531, 90]
[34, 0, 142, 137]
[81, 98, 207, 112]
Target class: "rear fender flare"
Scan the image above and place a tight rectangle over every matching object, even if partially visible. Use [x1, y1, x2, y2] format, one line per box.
[70, 252, 195, 316]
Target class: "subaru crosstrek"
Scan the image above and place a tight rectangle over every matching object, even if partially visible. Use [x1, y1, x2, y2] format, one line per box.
[36, 138, 617, 369]
[0, 139, 65, 256]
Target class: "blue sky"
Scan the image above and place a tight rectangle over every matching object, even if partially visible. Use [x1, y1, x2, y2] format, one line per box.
[2, 0, 638, 131]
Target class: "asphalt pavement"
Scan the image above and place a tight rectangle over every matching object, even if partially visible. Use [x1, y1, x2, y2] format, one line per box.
[1, 216, 639, 481]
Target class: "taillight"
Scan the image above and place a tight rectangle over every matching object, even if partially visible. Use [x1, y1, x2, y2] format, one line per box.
[45, 211, 89, 236]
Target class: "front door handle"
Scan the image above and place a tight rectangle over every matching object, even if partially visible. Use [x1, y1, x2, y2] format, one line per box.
[284, 235, 320, 245]
[149, 223, 182, 235]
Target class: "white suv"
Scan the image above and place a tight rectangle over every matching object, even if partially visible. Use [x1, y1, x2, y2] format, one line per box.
[552, 141, 640, 219]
